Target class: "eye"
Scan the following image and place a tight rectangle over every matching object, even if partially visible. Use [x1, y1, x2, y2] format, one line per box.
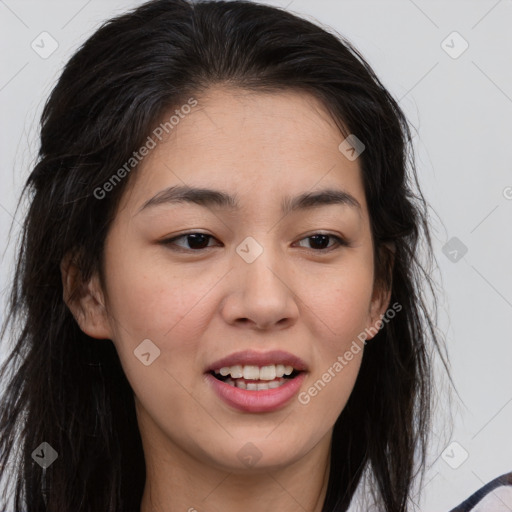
[161, 232, 348, 253]
[294, 233, 348, 251]
[161, 232, 221, 251]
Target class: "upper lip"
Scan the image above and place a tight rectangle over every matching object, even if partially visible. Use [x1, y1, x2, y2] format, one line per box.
[206, 349, 308, 373]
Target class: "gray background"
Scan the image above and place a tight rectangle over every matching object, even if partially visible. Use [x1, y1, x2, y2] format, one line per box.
[1, 1, 511, 511]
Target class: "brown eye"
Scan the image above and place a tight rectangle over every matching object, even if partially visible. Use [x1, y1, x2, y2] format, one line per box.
[162, 233, 220, 251]
[295, 234, 348, 251]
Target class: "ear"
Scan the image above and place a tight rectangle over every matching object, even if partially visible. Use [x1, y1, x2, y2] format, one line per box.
[365, 242, 395, 340]
[60, 252, 113, 340]
[365, 285, 392, 341]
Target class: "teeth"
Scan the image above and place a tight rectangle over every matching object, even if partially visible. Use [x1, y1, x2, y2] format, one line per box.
[229, 365, 243, 378]
[235, 379, 247, 390]
[243, 365, 260, 380]
[215, 363, 296, 380]
[259, 365, 276, 380]
[225, 378, 287, 391]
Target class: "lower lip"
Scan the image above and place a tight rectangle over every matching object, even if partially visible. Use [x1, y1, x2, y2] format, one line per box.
[205, 372, 306, 413]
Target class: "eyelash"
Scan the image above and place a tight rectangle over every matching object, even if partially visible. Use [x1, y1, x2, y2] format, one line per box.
[160, 232, 349, 253]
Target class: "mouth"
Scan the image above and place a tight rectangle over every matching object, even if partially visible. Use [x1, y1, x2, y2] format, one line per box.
[209, 364, 303, 391]
[204, 350, 308, 412]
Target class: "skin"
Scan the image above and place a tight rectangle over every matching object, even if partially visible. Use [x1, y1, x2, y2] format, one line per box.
[62, 86, 391, 512]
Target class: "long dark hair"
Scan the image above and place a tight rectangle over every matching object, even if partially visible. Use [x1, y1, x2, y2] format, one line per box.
[0, 0, 450, 510]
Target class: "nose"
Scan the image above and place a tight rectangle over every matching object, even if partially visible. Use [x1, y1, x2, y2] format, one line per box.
[220, 243, 299, 331]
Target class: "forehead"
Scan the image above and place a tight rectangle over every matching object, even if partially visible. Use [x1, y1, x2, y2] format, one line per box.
[118, 87, 367, 217]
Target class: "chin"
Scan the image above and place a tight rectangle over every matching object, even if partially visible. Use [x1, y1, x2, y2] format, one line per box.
[201, 438, 308, 473]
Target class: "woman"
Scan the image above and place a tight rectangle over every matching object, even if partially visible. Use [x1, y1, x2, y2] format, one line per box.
[0, 0, 462, 510]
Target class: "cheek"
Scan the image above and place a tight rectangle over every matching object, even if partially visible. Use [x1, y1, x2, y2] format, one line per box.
[101, 257, 217, 418]
[102, 249, 224, 384]
[294, 261, 372, 418]
[104, 248, 216, 335]
[301, 261, 374, 349]
[298, 284, 368, 428]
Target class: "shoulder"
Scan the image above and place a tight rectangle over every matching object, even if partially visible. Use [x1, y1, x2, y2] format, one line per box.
[449, 472, 512, 512]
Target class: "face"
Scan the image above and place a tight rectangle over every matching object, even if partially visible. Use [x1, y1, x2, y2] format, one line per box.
[73, 87, 390, 473]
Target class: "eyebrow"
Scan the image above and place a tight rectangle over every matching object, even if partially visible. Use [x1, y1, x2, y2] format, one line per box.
[137, 184, 361, 216]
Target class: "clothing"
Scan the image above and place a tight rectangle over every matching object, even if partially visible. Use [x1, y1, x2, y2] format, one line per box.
[449, 471, 512, 511]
